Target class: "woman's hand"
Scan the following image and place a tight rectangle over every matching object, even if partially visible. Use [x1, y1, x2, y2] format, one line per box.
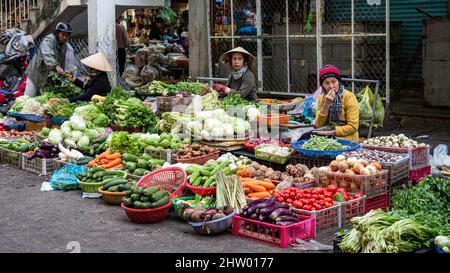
[213, 84, 230, 93]
[313, 130, 336, 136]
[56, 66, 65, 75]
[324, 89, 337, 107]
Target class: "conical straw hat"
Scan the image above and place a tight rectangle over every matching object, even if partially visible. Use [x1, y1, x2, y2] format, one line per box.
[220, 47, 255, 67]
[81, 52, 113, 72]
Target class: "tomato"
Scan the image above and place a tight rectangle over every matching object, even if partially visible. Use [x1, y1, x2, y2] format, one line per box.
[324, 198, 334, 204]
[327, 185, 338, 192]
[315, 187, 325, 194]
[303, 205, 312, 211]
[286, 198, 293, 204]
[343, 194, 350, 201]
[324, 202, 332, 208]
[337, 188, 347, 193]
[295, 193, 303, 200]
[277, 197, 284, 202]
[312, 194, 318, 200]
[293, 201, 303, 209]
[324, 191, 334, 198]
[354, 192, 364, 198]
[303, 193, 312, 199]
[283, 193, 290, 199]
[318, 194, 325, 200]
[274, 193, 280, 198]
[318, 200, 325, 205]
[302, 199, 312, 205]
[303, 189, 312, 194]
[313, 203, 323, 210]
[290, 192, 296, 198]
[282, 202, 287, 204]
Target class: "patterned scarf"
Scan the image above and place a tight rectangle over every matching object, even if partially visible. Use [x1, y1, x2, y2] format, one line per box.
[232, 65, 248, 80]
[327, 84, 345, 122]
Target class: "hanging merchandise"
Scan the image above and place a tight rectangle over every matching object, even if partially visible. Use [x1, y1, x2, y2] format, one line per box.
[356, 86, 373, 127]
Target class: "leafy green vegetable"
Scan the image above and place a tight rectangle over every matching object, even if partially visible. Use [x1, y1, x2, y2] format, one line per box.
[221, 94, 258, 110]
[112, 98, 158, 133]
[100, 86, 133, 120]
[46, 102, 76, 118]
[43, 72, 82, 98]
[301, 136, 347, 150]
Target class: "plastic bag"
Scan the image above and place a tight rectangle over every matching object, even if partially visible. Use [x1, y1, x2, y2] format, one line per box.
[356, 86, 373, 127]
[432, 145, 450, 169]
[275, 177, 294, 191]
[366, 86, 385, 127]
[49, 164, 88, 191]
[301, 87, 322, 123]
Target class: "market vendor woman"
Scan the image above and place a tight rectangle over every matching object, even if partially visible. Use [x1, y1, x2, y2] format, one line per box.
[213, 47, 258, 101]
[314, 65, 359, 142]
[65, 52, 112, 103]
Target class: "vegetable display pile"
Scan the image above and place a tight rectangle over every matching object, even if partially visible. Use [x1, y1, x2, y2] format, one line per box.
[46, 101, 76, 118]
[109, 132, 179, 156]
[136, 81, 209, 96]
[239, 177, 275, 200]
[25, 142, 59, 159]
[100, 87, 133, 120]
[157, 112, 191, 134]
[338, 210, 438, 253]
[187, 160, 231, 188]
[363, 134, 426, 148]
[179, 205, 234, 223]
[239, 198, 301, 226]
[216, 172, 247, 212]
[87, 149, 123, 170]
[144, 132, 188, 150]
[341, 149, 407, 163]
[0, 130, 35, 141]
[0, 138, 37, 153]
[217, 153, 252, 174]
[221, 94, 257, 109]
[285, 164, 315, 183]
[174, 195, 215, 212]
[186, 109, 251, 139]
[122, 152, 165, 177]
[43, 72, 82, 98]
[122, 185, 170, 209]
[112, 98, 158, 133]
[275, 185, 363, 211]
[77, 167, 134, 193]
[174, 144, 218, 160]
[302, 136, 347, 151]
[325, 155, 383, 176]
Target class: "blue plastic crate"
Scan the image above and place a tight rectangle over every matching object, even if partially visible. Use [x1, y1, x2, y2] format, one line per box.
[22, 114, 45, 122]
[4, 122, 26, 131]
[6, 112, 25, 120]
[292, 139, 360, 158]
[50, 116, 68, 126]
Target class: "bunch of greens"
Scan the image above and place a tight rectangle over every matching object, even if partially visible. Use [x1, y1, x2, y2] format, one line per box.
[174, 81, 209, 95]
[46, 102, 76, 118]
[100, 86, 133, 120]
[221, 94, 258, 110]
[135, 81, 176, 96]
[158, 6, 178, 25]
[157, 112, 192, 134]
[112, 98, 158, 133]
[109, 132, 158, 155]
[43, 72, 82, 98]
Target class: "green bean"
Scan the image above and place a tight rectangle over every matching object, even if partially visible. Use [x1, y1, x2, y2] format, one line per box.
[302, 136, 347, 150]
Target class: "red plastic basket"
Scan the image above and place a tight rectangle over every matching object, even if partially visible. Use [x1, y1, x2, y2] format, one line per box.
[174, 151, 220, 165]
[364, 193, 388, 213]
[408, 166, 431, 184]
[335, 195, 367, 226]
[244, 139, 284, 153]
[232, 214, 315, 248]
[121, 202, 171, 224]
[290, 204, 341, 233]
[136, 167, 187, 200]
[185, 183, 216, 196]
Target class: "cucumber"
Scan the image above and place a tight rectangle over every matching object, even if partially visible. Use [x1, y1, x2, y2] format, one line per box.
[132, 186, 144, 195]
[104, 170, 124, 176]
[133, 168, 148, 176]
[131, 194, 141, 202]
[150, 195, 170, 208]
[136, 159, 148, 169]
[122, 197, 133, 207]
[93, 171, 107, 179]
[86, 172, 93, 178]
[124, 190, 133, 197]
[150, 190, 169, 202]
[141, 202, 152, 209]
[121, 184, 133, 191]
[140, 196, 151, 202]
[141, 153, 153, 161]
[133, 201, 143, 209]
[93, 135, 108, 144]
[122, 153, 139, 163]
[103, 179, 128, 190]
[200, 170, 211, 176]
[90, 167, 105, 173]
[108, 186, 120, 192]
[143, 186, 160, 197]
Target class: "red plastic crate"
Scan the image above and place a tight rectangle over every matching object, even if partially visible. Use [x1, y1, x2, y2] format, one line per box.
[364, 193, 388, 213]
[290, 204, 341, 233]
[335, 195, 367, 226]
[232, 215, 315, 248]
[408, 166, 431, 184]
[362, 144, 430, 169]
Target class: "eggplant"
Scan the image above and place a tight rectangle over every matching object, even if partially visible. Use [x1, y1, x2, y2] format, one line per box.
[275, 215, 300, 223]
[247, 198, 268, 207]
[246, 204, 259, 215]
[249, 213, 259, 220]
[27, 153, 38, 160]
[259, 203, 289, 215]
[258, 214, 271, 223]
[255, 198, 276, 212]
[39, 143, 54, 150]
[275, 221, 297, 226]
[269, 208, 292, 221]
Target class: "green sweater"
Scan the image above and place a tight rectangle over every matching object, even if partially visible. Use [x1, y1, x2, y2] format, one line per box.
[227, 69, 258, 101]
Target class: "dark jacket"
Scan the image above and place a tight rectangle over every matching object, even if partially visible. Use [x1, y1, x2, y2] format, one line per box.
[69, 72, 111, 103]
[149, 25, 164, 40]
[227, 69, 258, 101]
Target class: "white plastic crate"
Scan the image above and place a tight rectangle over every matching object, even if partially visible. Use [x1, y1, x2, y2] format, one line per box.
[21, 156, 56, 175]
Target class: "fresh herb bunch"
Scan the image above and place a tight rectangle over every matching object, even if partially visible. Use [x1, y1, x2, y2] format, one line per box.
[43, 72, 82, 98]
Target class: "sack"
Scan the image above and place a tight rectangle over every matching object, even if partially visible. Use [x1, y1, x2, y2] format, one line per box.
[49, 164, 88, 191]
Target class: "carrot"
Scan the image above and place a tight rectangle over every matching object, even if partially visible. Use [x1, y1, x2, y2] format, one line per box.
[87, 160, 96, 167]
[106, 164, 123, 170]
[248, 192, 271, 199]
[243, 187, 251, 194]
[105, 152, 121, 160]
[242, 181, 258, 187]
[98, 149, 111, 159]
[101, 158, 122, 169]
[238, 177, 255, 183]
[248, 184, 267, 193]
[256, 181, 275, 190]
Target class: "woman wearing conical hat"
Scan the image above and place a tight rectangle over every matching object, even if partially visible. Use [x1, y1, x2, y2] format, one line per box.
[212, 47, 258, 101]
[65, 52, 112, 103]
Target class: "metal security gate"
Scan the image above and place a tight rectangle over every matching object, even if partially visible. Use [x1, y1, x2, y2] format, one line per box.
[207, 0, 390, 104]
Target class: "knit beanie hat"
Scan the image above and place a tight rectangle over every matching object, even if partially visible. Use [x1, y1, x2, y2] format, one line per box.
[319, 64, 341, 85]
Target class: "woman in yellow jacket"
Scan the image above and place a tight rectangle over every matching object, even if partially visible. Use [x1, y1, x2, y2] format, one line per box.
[313, 65, 360, 142]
